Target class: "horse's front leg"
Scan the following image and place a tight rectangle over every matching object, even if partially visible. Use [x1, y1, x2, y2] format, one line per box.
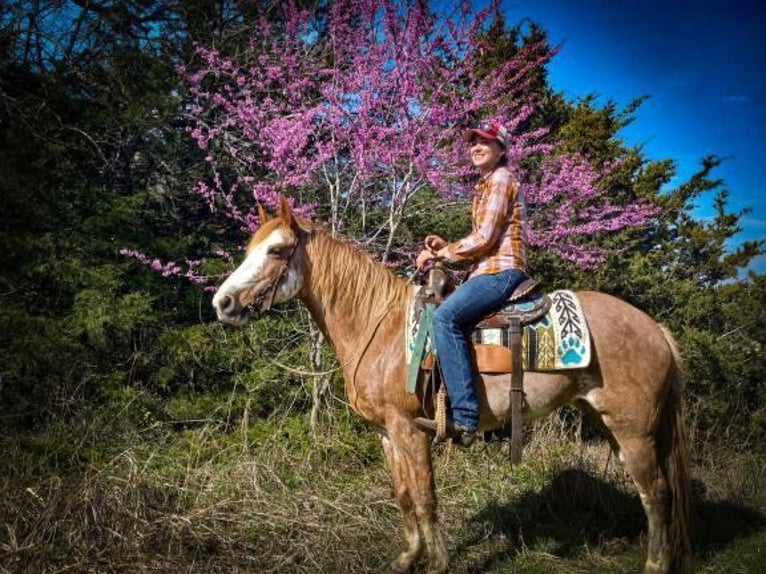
[383, 415, 448, 574]
[381, 433, 423, 573]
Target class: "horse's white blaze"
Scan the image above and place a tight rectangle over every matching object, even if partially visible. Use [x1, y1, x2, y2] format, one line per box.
[212, 228, 287, 309]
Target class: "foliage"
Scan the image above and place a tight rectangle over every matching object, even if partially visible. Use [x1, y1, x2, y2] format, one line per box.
[178, 0, 657, 268]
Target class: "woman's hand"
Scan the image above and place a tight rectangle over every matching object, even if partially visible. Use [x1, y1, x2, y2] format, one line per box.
[424, 234, 447, 251]
[416, 249, 436, 270]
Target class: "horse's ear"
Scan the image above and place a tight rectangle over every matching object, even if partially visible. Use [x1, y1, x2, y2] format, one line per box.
[257, 202, 270, 225]
[278, 194, 297, 230]
[278, 194, 311, 233]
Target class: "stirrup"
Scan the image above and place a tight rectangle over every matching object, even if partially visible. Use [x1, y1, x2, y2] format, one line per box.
[412, 417, 478, 448]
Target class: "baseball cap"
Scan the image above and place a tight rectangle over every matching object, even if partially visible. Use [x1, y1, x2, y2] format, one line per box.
[462, 122, 508, 148]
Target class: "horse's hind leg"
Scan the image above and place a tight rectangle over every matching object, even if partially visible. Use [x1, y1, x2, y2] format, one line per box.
[384, 416, 448, 574]
[614, 433, 672, 573]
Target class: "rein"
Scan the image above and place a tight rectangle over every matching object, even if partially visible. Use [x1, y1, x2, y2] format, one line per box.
[242, 297, 396, 387]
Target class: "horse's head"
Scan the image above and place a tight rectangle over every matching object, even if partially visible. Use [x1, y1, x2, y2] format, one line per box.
[212, 196, 307, 326]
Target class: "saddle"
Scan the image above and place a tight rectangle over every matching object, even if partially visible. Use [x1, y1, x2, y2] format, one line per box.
[414, 267, 551, 464]
[417, 269, 551, 372]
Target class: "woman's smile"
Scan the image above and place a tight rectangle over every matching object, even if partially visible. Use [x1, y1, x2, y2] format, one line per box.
[470, 138, 504, 175]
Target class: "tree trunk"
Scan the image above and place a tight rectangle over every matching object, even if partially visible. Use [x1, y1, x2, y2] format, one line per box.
[308, 319, 332, 432]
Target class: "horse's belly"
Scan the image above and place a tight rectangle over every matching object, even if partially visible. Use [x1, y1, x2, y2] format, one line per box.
[478, 371, 580, 429]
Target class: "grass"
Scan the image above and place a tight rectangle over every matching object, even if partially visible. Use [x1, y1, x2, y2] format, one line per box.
[0, 409, 764, 573]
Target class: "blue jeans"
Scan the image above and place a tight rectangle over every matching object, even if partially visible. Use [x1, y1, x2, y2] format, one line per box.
[432, 268, 527, 430]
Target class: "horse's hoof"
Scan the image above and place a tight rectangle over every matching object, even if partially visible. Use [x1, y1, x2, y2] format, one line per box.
[389, 561, 411, 574]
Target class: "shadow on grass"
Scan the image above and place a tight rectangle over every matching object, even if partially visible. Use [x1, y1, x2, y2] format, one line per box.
[457, 469, 766, 573]
[691, 480, 766, 560]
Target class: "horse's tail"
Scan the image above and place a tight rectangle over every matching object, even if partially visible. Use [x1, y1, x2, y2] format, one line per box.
[658, 325, 692, 574]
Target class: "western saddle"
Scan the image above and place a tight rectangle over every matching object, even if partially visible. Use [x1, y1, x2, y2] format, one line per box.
[416, 266, 551, 463]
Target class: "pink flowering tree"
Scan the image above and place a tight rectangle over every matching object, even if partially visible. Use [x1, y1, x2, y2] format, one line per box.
[171, 0, 657, 272]
[122, 0, 659, 279]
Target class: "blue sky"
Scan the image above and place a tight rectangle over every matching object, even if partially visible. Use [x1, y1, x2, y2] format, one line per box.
[501, 0, 765, 274]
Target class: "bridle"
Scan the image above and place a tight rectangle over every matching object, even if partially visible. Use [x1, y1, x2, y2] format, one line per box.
[259, 231, 301, 312]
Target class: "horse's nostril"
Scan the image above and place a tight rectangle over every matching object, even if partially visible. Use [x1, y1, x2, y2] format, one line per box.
[219, 294, 233, 313]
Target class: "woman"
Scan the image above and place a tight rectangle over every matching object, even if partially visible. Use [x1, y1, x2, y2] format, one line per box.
[414, 122, 529, 446]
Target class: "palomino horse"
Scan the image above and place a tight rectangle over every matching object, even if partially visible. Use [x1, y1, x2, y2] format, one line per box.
[212, 197, 691, 574]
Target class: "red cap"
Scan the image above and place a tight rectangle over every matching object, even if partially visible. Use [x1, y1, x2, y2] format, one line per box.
[462, 122, 508, 148]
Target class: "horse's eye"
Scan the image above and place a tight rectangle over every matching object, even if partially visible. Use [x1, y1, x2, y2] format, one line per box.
[267, 245, 283, 256]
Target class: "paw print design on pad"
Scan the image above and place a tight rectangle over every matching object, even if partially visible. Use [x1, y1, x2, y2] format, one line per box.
[557, 334, 587, 366]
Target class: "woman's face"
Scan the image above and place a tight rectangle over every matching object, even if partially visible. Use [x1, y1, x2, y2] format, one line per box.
[469, 137, 504, 173]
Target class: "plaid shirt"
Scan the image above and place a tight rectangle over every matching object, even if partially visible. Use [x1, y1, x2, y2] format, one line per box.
[445, 166, 528, 278]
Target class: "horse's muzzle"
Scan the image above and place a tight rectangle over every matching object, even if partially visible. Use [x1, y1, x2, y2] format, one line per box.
[212, 291, 251, 326]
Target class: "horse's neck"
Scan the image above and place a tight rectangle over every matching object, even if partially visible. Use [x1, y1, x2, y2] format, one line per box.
[299, 232, 411, 365]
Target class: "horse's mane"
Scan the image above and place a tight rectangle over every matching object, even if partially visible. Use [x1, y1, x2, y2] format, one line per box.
[304, 223, 411, 315]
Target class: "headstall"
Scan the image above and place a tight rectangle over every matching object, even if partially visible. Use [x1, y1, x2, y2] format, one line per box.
[259, 233, 300, 312]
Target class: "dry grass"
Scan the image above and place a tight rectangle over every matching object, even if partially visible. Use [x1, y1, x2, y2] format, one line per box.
[1, 410, 764, 573]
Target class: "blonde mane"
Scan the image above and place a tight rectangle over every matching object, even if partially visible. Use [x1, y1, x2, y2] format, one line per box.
[305, 225, 412, 316]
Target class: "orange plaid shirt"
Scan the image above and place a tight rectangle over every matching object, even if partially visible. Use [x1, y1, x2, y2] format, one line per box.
[445, 166, 528, 278]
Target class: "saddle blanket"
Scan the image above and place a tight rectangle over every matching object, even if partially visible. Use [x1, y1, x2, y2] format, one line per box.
[406, 289, 591, 372]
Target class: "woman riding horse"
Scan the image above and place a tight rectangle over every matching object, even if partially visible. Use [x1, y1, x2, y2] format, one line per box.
[414, 121, 529, 446]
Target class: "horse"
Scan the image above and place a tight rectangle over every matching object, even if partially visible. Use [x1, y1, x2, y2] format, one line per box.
[212, 196, 691, 574]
